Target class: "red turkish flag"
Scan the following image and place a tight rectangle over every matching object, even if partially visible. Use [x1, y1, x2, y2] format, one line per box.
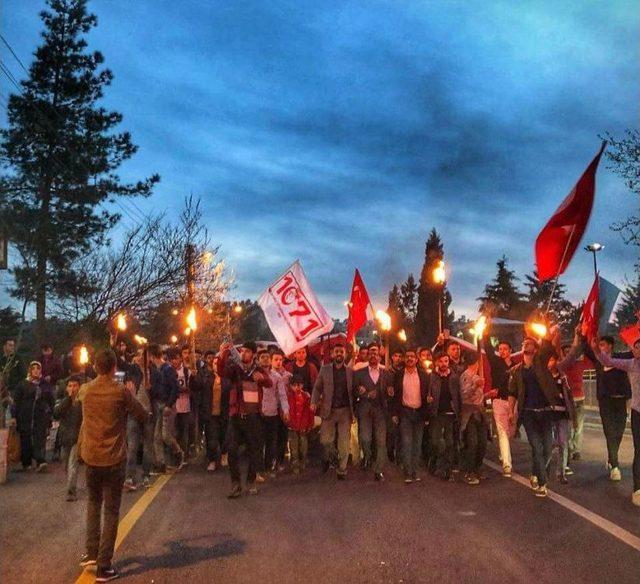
[535, 142, 606, 281]
[581, 275, 599, 342]
[346, 269, 372, 342]
[620, 323, 640, 347]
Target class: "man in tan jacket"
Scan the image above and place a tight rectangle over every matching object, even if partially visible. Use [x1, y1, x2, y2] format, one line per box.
[78, 349, 148, 582]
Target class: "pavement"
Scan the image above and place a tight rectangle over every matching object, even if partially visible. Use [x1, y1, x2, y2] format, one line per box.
[1, 423, 639, 584]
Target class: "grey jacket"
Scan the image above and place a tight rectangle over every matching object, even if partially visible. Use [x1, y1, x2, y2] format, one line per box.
[353, 367, 394, 410]
[311, 363, 354, 420]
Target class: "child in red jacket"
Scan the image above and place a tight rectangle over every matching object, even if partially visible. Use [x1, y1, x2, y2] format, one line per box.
[287, 374, 314, 474]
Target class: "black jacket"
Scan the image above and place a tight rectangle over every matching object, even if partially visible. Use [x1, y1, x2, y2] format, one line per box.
[194, 363, 215, 419]
[14, 379, 54, 435]
[582, 340, 632, 401]
[428, 371, 461, 418]
[149, 362, 180, 407]
[353, 367, 393, 409]
[53, 393, 83, 447]
[392, 368, 430, 419]
[483, 336, 513, 400]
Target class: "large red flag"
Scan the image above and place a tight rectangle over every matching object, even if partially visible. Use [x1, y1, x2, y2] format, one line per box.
[581, 274, 599, 342]
[346, 269, 372, 342]
[535, 142, 606, 281]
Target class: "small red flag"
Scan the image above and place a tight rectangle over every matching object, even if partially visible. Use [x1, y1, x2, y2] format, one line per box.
[581, 275, 599, 342]
[535, 142, 606, 282]
[620, 323, 640, 348]
[346, 269, 372, 342]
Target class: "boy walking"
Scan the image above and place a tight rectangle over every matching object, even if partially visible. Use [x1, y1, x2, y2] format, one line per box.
[286, 375, 314, 474]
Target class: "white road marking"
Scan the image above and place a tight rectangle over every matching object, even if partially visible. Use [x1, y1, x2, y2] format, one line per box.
[484, 460, 640, 552]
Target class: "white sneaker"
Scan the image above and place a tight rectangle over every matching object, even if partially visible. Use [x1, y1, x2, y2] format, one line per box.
[610, 467, 622, 482]
[632, 490, 640, 507]
[255, 473, 266, 483]
[206, 462, 217, 472]
[502, 466, 512, 478]
[529, 475, 539, 490]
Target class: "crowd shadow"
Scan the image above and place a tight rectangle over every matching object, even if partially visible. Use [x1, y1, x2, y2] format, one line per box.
[117, 533, 246, 578]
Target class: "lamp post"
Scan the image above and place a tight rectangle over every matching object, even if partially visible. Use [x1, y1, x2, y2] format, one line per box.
[584, 243, 604, 278]
[432, 259, 446, 334]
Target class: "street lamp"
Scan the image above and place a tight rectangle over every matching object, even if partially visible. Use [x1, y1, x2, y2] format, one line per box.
[432, 259, 446, 334]
[584, 243, 604, 277]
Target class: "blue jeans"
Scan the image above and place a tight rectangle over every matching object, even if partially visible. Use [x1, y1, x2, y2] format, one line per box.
[522, 410, 553, 487]
[400, 407, 424, 477]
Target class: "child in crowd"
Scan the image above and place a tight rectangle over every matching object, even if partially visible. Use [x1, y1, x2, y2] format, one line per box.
[53, 375, 83, 501]
[286, 374, 314, 474]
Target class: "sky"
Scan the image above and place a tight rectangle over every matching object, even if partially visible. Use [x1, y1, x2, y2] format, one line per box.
[2, 0, 638, 319]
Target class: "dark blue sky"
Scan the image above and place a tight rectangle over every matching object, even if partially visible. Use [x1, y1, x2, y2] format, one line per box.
[3, 1, 638, 317]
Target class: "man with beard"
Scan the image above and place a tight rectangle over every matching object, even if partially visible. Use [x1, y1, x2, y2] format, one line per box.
[353, 344, 394, 481]
[218, 341, 272, 498]
[387, 350, 405, 464]
[508, 334, 559, 498]
[311, 343, 354, 479]
[391, 349, 429, 483]
[285, 346, 318, 394]
[427, 352, 461, 480]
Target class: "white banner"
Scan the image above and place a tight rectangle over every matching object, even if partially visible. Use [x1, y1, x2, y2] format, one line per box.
[258, 260, 334, 356]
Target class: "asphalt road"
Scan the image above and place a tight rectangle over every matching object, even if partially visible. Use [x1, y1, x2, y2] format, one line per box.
[2, 423, 639, 584]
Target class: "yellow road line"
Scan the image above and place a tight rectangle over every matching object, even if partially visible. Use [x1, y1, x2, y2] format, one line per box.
[484, 460, 640, 552]
[75, 473, 173, 584]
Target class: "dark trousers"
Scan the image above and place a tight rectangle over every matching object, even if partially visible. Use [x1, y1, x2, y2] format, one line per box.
[463, 414, 487, 474]
[429, 413, 455, 473]
[632, 409, 640, 492]
[522, 410, 553, 487]
[276, 417, 288, 464]
[228, 414, 262, 486]
[201, 416, 222, 463]
[387, 414, 401, 464]
[262, 415, 280, 471]
[356, 401, 387, 473]
[86, 461, 126, 569]
[599, 397, 628, 469]
[400, 407, 424, 477]
[19, 428, 46, 468]
[175, 412, 191, 456]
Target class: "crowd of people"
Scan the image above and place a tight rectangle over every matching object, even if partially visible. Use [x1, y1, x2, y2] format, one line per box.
[0, 323, 639, 581]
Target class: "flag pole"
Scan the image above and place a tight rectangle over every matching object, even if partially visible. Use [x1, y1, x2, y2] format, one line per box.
[544, 224, 577, 315]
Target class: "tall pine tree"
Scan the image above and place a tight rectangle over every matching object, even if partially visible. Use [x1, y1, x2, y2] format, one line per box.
[478, 256, 527, 319]
[524, 270, 575, 331]
[400, 273, 418, 322]
[615, 270, 640, 328]
[0, 0, 159, 342]
[415, 229, 452, 346]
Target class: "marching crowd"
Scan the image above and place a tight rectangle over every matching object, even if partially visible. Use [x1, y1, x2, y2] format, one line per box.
[1, 323, 639, 581]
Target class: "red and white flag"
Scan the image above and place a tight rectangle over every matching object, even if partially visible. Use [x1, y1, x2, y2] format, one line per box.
[581, 274, 599, 342]
[535, 142, 606, 282]
[258, 260, 334, 356]
[346, 269, 372, 342]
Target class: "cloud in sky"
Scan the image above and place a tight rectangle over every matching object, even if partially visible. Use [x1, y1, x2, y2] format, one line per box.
[2, 0, 638, 317]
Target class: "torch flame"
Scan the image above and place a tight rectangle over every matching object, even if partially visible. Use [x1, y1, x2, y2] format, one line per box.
[233, 304, 243, 314]
[432, 260, 446, 284]
[398, 328, 407, 342]
[186, 306, 197, 331]
[133, 334, 148, 346]
[375, 310, 392, 332]
[471, 315, 487, 340]
[116, 313, 127, 331]
[79, 345, 89, 365]
[184, 327, 192, 336]
[530, 322, 548, 338]
[170, 335, 178, 344]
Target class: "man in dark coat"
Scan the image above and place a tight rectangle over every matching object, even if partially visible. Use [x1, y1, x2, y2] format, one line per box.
[54, 375, 83, 500]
